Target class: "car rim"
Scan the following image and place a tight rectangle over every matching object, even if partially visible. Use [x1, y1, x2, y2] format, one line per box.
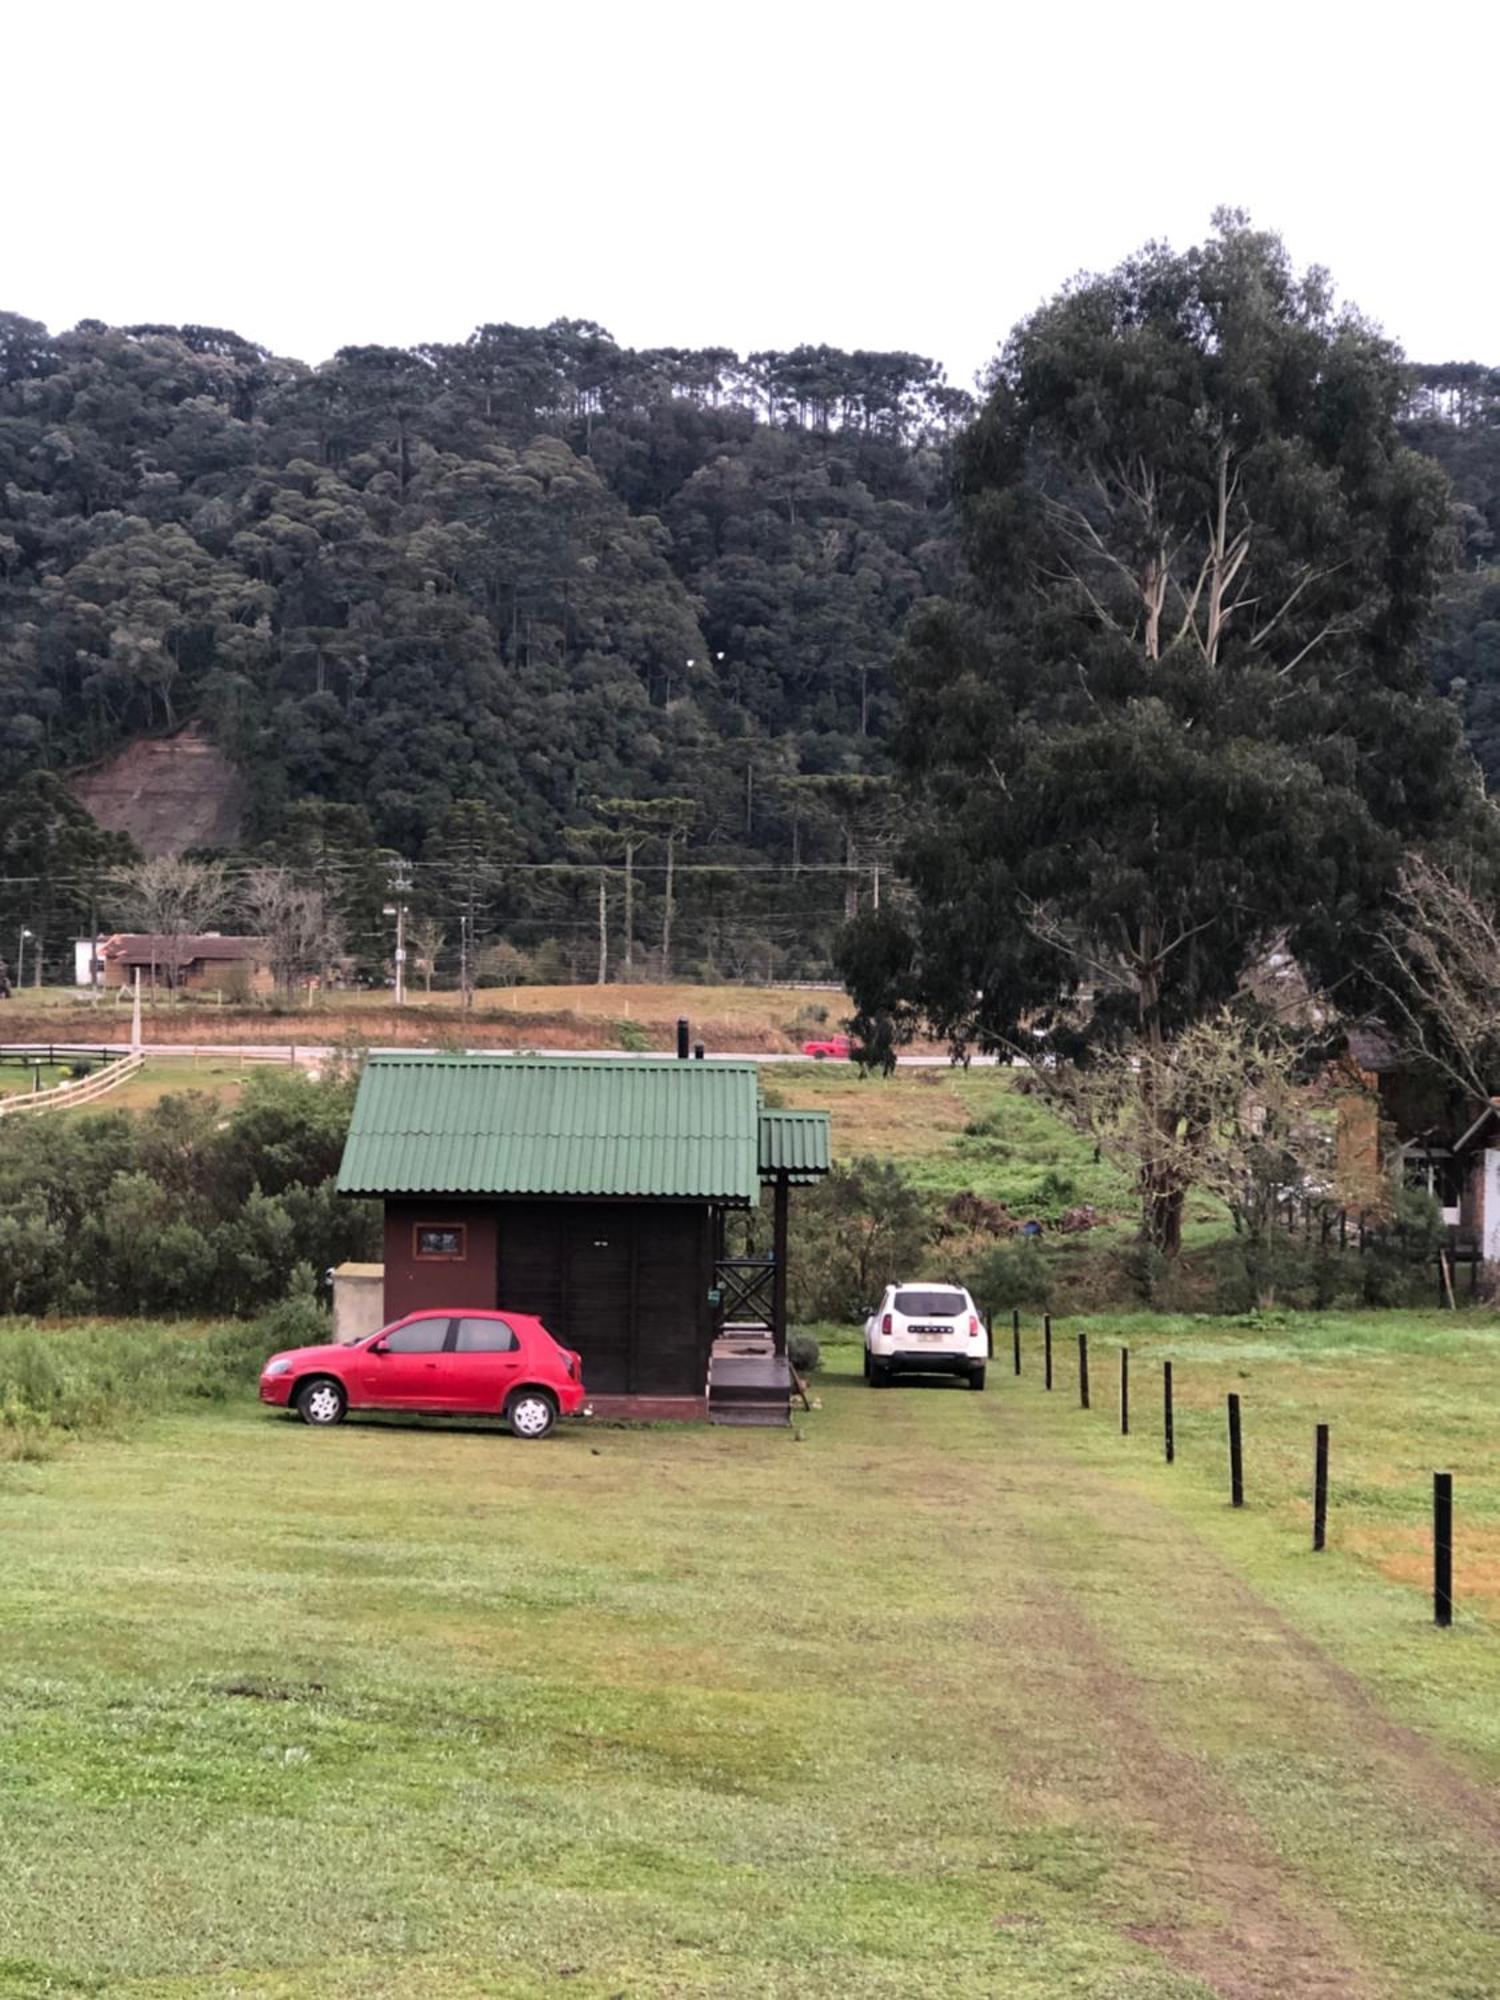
[307, 1385, 340, 1423]
[511, 1395, 552, 1437]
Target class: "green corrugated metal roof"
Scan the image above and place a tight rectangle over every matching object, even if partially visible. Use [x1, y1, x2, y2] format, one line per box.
[759, 1109, 832, 1182]
[337, 1055, 767, 1203]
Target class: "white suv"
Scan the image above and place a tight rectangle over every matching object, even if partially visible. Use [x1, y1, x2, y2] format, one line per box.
[864, 1283, 988, 1390]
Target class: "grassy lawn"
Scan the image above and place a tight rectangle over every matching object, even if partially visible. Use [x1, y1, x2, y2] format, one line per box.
[1, 1316, 1498, 1996]
[771, 1065, 1230, 1251]
[1002, 1307, 1500, 1628]
[0, 1063, 72, 1099]
[70, 1053, 251, 1117]
[0, 982, 845, 1057]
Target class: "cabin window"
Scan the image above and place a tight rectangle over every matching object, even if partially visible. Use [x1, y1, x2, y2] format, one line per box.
[414, 1224, 467, 1260]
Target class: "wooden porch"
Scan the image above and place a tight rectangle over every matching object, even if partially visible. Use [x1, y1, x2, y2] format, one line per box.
[708, 1328, 792, 1427]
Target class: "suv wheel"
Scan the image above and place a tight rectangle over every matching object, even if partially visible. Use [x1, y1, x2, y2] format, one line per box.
[969, 1367, 986, 1392]
[869, 1358, 891, 1388]
[295, 1377, 346, 1426]
[506, 1388, 558, 1439]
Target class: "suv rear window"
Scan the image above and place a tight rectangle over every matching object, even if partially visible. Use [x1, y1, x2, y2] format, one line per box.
[894, 1289, 966, 1317]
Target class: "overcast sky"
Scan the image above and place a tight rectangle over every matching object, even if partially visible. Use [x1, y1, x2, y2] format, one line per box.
[9, 0, 1495, 387]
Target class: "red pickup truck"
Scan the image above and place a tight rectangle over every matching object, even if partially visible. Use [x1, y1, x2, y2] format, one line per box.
[801, 1033, 852, 1060]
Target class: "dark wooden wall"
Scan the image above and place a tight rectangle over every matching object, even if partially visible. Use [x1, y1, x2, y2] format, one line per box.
[383, 1202, 499, 1321]
[496, 1200, 713, 1397]
[380, 1196, 714, 1399]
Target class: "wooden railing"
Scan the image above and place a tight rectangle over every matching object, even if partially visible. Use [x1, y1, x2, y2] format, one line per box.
[0, 1052, 143, 1117]
[715, 1256, 776, 1333]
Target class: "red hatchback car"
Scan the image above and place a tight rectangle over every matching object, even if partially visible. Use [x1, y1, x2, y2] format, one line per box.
[259, 1309, 589, 1439]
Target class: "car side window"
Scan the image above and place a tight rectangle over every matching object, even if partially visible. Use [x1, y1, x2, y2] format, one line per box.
[454, 1316, 519, 1354]
[383, 1316, 451, 1355]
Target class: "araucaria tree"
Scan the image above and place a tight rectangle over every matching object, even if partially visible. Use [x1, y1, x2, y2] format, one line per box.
[841, 214, 1476, 1253]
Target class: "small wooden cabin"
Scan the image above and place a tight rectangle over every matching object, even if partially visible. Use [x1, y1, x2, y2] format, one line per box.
[336, 1053, 831, 1421]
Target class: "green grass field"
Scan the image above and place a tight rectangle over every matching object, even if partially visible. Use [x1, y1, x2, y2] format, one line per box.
[1, 1313, 1498, 1997]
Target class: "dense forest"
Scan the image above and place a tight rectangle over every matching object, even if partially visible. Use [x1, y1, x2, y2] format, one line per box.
[0, 308, 1496, 979]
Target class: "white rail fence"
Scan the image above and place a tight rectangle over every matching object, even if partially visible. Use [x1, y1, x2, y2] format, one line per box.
[0, 1052, 145, 1118]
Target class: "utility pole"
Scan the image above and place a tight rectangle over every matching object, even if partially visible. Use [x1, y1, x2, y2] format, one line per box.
[596, 874, 607, 985]
[460, 908, 474, 1013]
[386, 859, 412, 1006]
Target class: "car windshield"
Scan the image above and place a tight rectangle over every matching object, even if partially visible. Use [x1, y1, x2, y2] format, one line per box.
[893, 1289, 966, 1317]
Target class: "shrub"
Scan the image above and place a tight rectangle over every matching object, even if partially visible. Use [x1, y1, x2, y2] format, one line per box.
[616, 1019, 651, 1053]
[1120, 1238, 1168, 1306]
[251, 1276, 333, 1360]
[0, 1067, 379, 1319]
[787, 1330, 821, 1374]
[1361, 1189, 1445, 1308]
[789, 1158, 932, 1321]
[968, 1240, 1051, 1311]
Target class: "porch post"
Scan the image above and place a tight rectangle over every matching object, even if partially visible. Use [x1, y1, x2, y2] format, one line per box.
[772, 1173, 789, 1356]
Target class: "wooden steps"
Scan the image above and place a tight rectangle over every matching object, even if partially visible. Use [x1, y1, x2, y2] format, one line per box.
[708, 1334, 792, 1427]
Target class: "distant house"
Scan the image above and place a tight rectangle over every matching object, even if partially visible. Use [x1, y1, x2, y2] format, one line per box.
[88, 933, 274, 996]
[336, 1053, 832, 1422]
[1339, 1025, 1500, 1267]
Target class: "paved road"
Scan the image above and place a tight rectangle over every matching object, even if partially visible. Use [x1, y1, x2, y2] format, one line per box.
[0, 1040, 1006, 1068]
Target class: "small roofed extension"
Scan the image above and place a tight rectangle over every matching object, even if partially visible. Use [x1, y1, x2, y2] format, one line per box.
[336, 1054, 831, 1422]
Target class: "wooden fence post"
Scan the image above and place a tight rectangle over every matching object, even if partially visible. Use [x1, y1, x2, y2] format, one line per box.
[1120, 1347, 1129, 1436]
[1044, 1313, 1053, 1391]
[1078, 1332, 1089, 1410]
[1313, 1424, 1329, 1552]
[1434, 1473, 1453, 1628]
[1012, 1308, 1021, 1377]
[1163, 1360, 1174, 1464]
[1227, 1393, 1244, 1508]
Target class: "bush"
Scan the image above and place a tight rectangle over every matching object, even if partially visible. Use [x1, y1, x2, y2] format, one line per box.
[789, 1158, 932, 1321]
[1361, 1189, 1445, 1308]
[967, 1240, 1051, 1311]
[616, 1019, 651, 1053]
[787, 1330, 821, 1374]
[0, 1068, 380, 1319]
[252, 1276, 333, 1359]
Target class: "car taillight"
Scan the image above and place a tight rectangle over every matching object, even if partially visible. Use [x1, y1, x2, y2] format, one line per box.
[568, 1353, 580, 1380]
[881, 1313, 892, 1336]
[969, 1314, 979, 1337]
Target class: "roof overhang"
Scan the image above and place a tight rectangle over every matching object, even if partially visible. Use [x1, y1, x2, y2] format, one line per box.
[338, 1053, 774, 1204]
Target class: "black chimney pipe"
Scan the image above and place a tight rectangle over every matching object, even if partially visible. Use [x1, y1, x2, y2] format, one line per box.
[676, 1017, 690, 1060]
[694, 1042, 705, 1061]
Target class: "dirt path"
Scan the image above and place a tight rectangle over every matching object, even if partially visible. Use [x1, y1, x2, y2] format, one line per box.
[929, 1384, 1500, 1999]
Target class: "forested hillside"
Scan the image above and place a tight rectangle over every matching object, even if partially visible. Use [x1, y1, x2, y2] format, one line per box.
[0, 315, 963, 832]
[1406, 363, 1500, 777]
[0, 310, 1496, 980]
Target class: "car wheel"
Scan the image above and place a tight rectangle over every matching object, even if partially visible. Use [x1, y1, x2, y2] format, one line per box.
[295, 1377, 346, 1427]
[506, 1388, 557, 1439]
[862, 1347, 871, 1381]
[969, 1367, 986, 1392]
[812, 1050, 827, 1060]
[870, 1358, 891, 1388]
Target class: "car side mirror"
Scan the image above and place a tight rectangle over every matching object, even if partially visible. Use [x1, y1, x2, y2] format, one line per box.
[369, 1338, 388, 1355]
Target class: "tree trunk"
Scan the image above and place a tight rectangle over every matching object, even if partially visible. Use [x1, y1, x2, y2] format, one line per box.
[1141, 1174, 1185, 1258]
[660, 835, 675, 979]
[1134, 932, 1184, 1257]
[623, 840, 635, 974]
